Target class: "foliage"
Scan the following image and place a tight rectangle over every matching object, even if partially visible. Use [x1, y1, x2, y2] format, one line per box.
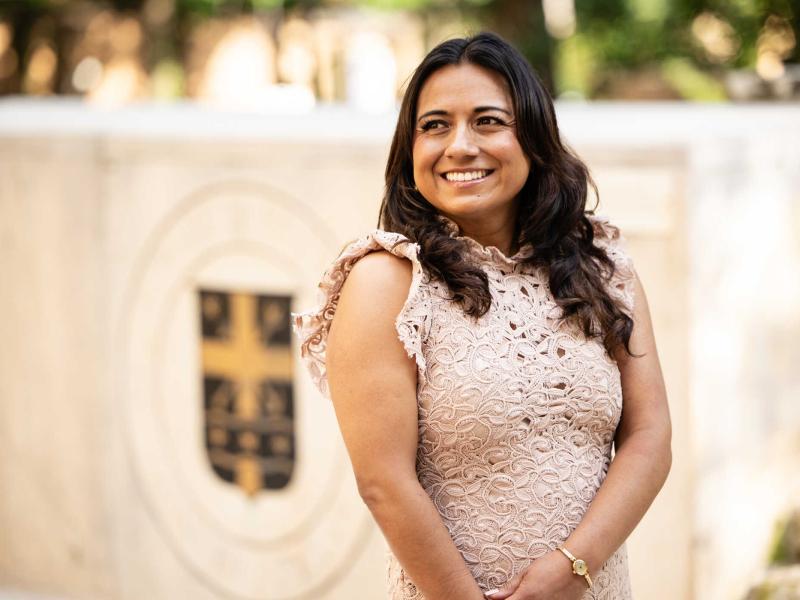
[768, 509, 800, 566]
[0, 0, 796, 100]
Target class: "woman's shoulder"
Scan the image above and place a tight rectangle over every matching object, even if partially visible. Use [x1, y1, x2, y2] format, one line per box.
[321, 228, 426, 300]
[337, 239, 415, 307]
[584, 212, 631, 261]
[290, 227, 432, 400]
[333, 227, 419, 265]
[584, 212, 637, 314]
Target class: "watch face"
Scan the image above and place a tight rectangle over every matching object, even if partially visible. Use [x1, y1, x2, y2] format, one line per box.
[574, 559, 587, 576]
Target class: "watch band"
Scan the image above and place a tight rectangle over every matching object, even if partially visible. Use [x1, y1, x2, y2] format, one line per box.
[557, 546, 593, 589]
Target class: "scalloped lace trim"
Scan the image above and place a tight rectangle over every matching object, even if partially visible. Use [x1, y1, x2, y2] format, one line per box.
[435, 213, 535, 266]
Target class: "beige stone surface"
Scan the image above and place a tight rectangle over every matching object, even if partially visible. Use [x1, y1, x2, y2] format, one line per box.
[0, 135, 115, 598]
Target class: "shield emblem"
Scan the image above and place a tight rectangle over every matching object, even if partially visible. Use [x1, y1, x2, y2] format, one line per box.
[199, 289, 295, 497]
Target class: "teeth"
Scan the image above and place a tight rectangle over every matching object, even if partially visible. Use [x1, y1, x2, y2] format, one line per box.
[445, 170, 489, 182]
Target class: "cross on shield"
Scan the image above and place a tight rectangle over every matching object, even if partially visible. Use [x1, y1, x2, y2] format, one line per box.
[199, 289, 295, 497]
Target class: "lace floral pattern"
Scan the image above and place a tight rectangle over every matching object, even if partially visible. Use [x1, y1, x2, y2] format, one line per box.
[291, 213, 636, 600]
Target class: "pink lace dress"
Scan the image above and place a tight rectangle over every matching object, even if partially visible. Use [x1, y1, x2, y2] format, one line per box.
[291, 213, 636, 600]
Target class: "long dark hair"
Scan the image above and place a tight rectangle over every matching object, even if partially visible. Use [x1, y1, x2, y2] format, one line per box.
[378, 30, 639, 361]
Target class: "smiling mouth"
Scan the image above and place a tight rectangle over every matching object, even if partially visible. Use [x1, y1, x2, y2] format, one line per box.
[440, 169, 495, 184]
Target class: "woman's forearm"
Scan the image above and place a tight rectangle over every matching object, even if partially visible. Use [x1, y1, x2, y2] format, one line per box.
[360, 477, 486, 600]
[562, 429, 672, 575]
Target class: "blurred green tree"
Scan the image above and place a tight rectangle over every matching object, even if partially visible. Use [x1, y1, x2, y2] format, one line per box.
[0, 0, 796, 99]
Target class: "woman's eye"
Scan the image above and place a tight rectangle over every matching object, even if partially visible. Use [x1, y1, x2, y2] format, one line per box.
[477, 116, 504, 125]
[420, 120, 446, 131]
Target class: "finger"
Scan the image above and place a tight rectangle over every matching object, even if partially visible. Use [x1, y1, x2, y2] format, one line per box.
[484, 572, 524, 599]
[499, 583, 527, 600]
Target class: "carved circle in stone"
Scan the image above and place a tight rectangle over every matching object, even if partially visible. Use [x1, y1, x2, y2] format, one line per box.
[115, 181, 373, 599]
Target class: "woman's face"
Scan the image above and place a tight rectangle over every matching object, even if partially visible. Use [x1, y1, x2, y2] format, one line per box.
[412, 62, 530, 228]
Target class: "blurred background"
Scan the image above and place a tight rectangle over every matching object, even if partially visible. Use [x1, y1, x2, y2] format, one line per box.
[0, 0, 798, 105]
[0, 1, 799, 600]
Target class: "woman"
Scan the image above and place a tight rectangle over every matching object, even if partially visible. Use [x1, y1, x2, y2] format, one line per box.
[292, 31, 671, 600]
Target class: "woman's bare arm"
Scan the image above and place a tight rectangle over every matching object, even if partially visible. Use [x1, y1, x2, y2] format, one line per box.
[560, 269, 673, 575]
[326, 249, 486, 600]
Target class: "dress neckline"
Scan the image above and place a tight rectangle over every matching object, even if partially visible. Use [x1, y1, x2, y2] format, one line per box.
[435, 213, 534, 267]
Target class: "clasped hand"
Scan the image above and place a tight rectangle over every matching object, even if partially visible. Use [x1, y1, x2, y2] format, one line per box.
[483, 549, 589, 600]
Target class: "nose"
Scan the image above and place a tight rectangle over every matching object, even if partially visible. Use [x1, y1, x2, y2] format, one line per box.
[445, 122, 479, 158]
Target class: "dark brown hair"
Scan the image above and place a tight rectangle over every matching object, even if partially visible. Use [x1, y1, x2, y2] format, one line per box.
[378, 30, 640, 361]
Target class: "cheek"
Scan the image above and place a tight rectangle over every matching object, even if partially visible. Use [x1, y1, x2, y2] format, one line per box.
[496, 139, 529, 177]
[412, 141, 438, 175]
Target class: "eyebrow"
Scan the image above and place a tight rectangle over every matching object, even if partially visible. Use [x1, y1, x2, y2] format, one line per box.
[417, 106, 513, 122]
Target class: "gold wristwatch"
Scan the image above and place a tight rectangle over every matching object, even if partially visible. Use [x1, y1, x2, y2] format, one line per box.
[557, 546, 593, 589]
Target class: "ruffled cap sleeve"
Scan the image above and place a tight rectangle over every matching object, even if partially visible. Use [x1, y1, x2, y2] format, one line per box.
[290, 229, 432, 400]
